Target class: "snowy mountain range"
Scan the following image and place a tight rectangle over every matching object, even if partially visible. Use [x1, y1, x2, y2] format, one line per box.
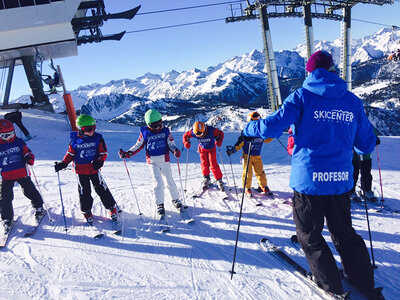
[14, 27, 400, 135]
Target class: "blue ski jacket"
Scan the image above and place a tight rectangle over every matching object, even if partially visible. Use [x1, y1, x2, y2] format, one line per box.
[243, 68, 376, 195]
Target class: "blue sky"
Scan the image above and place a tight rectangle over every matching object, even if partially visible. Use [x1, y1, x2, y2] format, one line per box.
[7, 0, 400, 100]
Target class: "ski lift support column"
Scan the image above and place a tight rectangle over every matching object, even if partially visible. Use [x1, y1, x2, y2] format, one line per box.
[303, 3, 314, 62]
[342, 4, 352, 91]
[259, 3, 281, 111]
[2, 58, 15, 106]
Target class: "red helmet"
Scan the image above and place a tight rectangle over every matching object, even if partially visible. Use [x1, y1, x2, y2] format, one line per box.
[0, 119, 15, 142]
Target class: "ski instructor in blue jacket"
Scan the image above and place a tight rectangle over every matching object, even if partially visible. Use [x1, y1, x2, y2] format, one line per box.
[243, 51, 382, 299]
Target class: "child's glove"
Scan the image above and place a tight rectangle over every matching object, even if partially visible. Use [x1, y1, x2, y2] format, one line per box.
[215, 139, 222, 147]
[119, 149, 133, 159]
[25, 153, 34, 166]
[92, 160, 104, 170]
[54, 161, 67, 172]
[226, 146, 236, 157]
[173, 149, 181, 158]
[184, 141, 191, 149]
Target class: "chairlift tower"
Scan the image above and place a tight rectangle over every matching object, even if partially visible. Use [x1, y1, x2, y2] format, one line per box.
[0, 0, 140, 111]
[226, 0, 393, 111]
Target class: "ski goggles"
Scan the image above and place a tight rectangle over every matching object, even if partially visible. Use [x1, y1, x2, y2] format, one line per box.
[82, 125, 96, 132]
[0, 131, 15, 140]
[148, 120, 162, 130]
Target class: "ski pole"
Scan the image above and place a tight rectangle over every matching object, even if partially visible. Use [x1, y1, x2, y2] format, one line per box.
[122, 157, 142, 215]
[176, 157, 187, 206]
[56, 171, 68, 232]
[230, 141, 252, 279]
[98, 171, 122, 213]
[30, 166, 54, 222]
[376, 145, 384, 202]
[276, 137, 291, 156]
[184, 147, 189, 192]
[218, 146, 230, 189]
[363, 198, 377, 269]
[226, 148, 238, 198]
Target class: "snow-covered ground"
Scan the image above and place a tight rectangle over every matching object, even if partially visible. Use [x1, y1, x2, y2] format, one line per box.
[0, 109, 399, 300]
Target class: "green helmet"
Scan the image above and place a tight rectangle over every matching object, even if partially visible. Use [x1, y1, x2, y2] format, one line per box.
[76, 114, 96, 129]
[144, 109, 162, 125]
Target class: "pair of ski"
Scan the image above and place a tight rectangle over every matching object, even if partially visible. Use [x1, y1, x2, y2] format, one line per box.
[260, 237, 378, 299]
[192, 183, 229, 200]
[157, 207, 194, 233]
[352, 195, 399, 214]
[247, 190, 292, 207]
[0, 209, 48, 248]
[86, 215, 123, 239]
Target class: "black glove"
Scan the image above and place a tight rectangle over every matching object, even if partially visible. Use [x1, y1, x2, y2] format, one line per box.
[54, 161, 67, 172]
[376, 137, 380, 146]
[119, 149, 133, 159]
[226, 146, 236, 157]
[92, 160, 104, 170]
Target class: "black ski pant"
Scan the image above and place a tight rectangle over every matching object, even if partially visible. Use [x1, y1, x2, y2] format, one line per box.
[352, 157, 372, 192]
[78, 173, 116, 213]
[292, 191, 375, 295]
[0, 177, 43, 221]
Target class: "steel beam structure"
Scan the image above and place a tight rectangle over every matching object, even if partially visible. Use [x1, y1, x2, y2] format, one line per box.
[226, 0, 393, 107]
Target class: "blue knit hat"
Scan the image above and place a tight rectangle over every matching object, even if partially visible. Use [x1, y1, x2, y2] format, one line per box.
[306, 50, 335, 73]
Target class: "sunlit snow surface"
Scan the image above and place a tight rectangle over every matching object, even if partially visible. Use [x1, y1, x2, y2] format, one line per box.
[0, 109, 399, 300]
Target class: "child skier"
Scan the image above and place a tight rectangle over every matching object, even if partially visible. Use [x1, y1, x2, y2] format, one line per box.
[183, 121, 225, 191]
[287, 127, 294, 156]
[226, 112, 273, 197]
[54, 114, 118, 224]
[0, 119, 44, 233]
[119, 109, 182, 216]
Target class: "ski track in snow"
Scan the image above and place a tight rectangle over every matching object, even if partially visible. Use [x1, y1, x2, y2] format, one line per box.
[0, 109, 399, 299]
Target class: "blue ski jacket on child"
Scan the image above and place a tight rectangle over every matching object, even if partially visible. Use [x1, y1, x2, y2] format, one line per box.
[243, 68, 376, 195]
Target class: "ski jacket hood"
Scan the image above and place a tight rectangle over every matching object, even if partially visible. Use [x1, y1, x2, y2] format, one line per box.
[302, 68, 347, 99]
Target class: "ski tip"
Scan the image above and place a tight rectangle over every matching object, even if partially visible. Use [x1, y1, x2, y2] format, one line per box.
[114, 230, 122, 235]
[94, 233, 104, 239]
[255, 203, 262, 207]
[260, 238, 267, 243]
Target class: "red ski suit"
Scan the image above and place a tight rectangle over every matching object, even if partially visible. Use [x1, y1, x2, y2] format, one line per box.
[183, 126, 224, 180]
[287, 128, 294, 156]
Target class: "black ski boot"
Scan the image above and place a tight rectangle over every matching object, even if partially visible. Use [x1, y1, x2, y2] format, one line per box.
[217, 179, 225, 192]
[202, 175, 211, 190]
[34, 207, 45, 220]
[157, 203, 165, 216]
[362, 190, 378, 203]
[172, 199, 182, 210]
[83, 211, 94, 224]
[109, 206, 118, 221]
